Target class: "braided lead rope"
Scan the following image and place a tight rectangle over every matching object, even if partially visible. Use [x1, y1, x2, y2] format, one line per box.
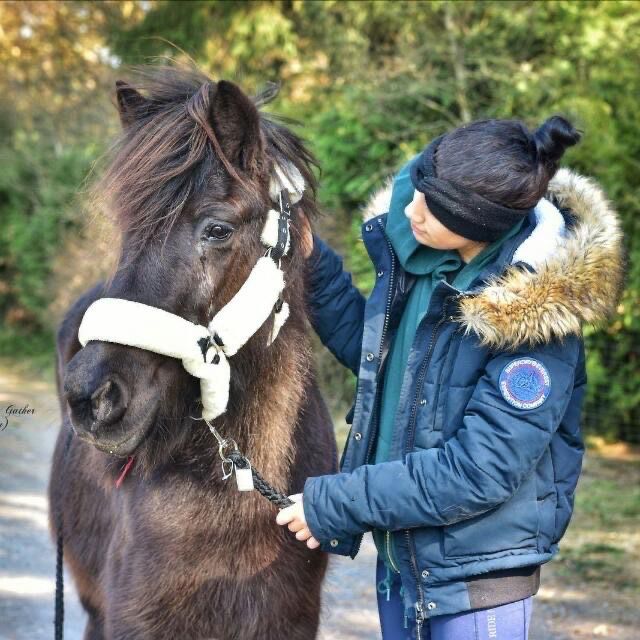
[55, 426, 74, 640]
[227, 450, 294, 509]
[202, 416, 294, 509]
[55, 531, 64, 640]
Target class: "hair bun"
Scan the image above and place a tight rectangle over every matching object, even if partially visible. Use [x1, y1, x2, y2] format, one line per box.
[532, 115, 581, 168]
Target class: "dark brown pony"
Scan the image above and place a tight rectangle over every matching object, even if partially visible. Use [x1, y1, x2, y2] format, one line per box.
[48, 66, 337, 639]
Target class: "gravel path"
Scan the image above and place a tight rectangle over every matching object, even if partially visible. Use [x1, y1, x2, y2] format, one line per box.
[0, 362, 635, 639]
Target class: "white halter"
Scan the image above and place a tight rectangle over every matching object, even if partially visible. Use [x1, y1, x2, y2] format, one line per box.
[78, 162, 305, 421]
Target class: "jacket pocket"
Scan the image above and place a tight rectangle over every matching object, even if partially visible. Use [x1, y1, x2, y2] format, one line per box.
[338, 400, 357, 469]
[443, 473, 540, 559]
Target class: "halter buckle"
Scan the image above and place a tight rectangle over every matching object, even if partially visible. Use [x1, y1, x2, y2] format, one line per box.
[263, 246, 282, 270]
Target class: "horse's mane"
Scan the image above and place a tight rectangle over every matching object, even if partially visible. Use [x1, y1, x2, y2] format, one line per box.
[94, 65, 320, 262]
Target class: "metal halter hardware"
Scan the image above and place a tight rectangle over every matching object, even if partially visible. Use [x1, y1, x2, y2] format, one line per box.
[195, 409, 293, 508]
[193, 185, 297, 505]
[204, 417, 239, 479]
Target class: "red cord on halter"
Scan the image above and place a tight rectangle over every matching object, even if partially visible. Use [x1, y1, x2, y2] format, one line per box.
[115, 456, 135, 488]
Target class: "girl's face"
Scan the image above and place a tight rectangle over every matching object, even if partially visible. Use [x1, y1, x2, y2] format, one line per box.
[404, 189, 467, 250]
[404, 189, 486, 261]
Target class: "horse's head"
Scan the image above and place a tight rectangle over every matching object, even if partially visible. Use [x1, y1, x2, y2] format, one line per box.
[62, 67, 318, 463]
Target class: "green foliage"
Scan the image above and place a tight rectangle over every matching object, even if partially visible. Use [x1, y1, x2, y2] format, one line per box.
[584, 329, 640, 443]
[553, 453, 640, 592]
[0, 130, 94, 347]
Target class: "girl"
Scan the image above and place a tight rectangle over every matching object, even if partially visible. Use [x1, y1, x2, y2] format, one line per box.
[276, 116, 624, 639]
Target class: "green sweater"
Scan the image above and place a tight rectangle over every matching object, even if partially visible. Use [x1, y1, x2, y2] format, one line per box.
[371, 157, 524, 570]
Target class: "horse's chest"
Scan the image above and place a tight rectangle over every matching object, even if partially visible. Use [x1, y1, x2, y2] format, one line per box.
[115, 485, 282, 576]
[104, 487, 309, 638]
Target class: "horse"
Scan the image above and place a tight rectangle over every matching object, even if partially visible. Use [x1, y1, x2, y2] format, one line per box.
[48, 66, 338, 640]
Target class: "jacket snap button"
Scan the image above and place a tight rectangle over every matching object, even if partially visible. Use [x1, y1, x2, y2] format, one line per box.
[354, 432, 362, 441]
[421, 569, 430, 579]
[419, 398, 426, 406]
[427, 602, 437, 611]
[366, 352, 375, 362]
[330, 539, 339, 547]
[377, 270, 384, 277]
[365, 224, 373, 232]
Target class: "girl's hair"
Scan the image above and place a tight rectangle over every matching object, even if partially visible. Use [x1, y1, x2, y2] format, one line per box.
[435, 116, 582, 208]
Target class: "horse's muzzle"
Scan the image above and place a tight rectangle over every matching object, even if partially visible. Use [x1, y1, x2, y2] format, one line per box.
[62, 341, 160, 455]
[65, 373, 129, 433]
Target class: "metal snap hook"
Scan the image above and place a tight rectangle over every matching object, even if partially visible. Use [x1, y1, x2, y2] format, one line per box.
[218, 438, 238, 461]
[221, 459, 234, 480]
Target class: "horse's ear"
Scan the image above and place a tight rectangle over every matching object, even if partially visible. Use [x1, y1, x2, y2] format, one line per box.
[209, 80, 264, 174]
[115, 80, 149, 128]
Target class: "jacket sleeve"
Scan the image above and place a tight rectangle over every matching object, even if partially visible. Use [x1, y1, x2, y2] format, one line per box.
[304, 233, 366, 376]
[303, 338, 582, 540]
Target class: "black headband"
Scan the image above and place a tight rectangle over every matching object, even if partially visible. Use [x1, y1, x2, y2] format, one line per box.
[409, 134, 532, 242]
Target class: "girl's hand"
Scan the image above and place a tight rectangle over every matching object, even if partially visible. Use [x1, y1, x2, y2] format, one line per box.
[298, 213, 314, 259]
[275, 493, 320, 549]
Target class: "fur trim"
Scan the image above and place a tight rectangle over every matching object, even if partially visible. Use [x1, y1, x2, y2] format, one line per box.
[267, 301, 290, 346]
[362, 177, 393, 222]
[457, 169, 625, 349]
[78, 256, 289, 421]
[511, 198, 565, 270]
[78, 297, 210, 359]
[361, 168, 625, 350]
[269, 160, 305, 204]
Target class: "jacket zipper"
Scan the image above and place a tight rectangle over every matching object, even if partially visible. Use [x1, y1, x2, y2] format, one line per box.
[374, 216, 397, 386]
[365, 216, 397, 467]
[403, 299, 453, 637]
[350, 217, 396, 558]
[385, 530, 401, 573]
[406, 291, 471, 635]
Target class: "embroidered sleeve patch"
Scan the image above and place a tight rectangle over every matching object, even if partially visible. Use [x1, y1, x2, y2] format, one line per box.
[499, 358, 551, 410]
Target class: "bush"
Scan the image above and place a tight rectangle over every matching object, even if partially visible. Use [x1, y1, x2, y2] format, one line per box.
[0, 134, 95, 354]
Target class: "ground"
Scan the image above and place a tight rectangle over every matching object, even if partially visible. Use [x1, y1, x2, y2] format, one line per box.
[0, 360, 637, 639]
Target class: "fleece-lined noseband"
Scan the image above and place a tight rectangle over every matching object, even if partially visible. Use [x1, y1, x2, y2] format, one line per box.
[78, 162, 305, 422]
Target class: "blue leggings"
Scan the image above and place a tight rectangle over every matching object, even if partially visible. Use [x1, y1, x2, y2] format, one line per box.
[376, 557, 533, 640]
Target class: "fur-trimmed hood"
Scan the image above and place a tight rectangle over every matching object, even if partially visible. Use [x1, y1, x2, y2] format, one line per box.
[362, 168, 626, 350]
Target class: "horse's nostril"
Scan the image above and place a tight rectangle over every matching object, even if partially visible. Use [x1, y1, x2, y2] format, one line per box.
[91, 380, 113, 421]
[89, 377, 127, 428]
[65, 375, 128, 433]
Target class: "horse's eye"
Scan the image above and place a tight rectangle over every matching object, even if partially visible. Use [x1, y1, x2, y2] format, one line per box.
[203, 223, 233, 241]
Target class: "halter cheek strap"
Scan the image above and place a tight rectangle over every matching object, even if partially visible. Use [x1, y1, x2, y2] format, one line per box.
[78, 161, 304, 421]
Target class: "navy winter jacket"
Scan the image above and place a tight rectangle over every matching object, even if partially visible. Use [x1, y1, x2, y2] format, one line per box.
[301, 168, 624, 626]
